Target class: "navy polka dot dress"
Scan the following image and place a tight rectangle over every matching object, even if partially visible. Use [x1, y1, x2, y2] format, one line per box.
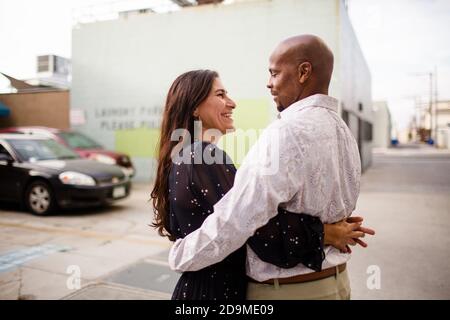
[169, 142, 325, 300]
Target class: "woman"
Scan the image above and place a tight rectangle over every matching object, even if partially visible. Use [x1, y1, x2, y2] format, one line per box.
[151, 70, 362, 300]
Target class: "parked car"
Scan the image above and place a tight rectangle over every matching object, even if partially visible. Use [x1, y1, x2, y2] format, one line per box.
[0, 134, 131, 215]
[0, 126, 135, 177]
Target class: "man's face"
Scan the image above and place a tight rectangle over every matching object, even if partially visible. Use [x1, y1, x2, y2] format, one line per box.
[267, 53, 301, 112]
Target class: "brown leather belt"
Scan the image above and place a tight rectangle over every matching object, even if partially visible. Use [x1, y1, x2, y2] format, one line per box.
[249, 263, 346, 285]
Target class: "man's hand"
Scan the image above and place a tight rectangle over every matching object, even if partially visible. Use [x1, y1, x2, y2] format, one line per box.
[323, 216, 375, 253]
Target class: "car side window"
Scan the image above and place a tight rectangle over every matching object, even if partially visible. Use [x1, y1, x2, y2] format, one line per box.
[0, 143, 10, 155]
[0, 143, 13, 163]
[0, 143, 9, 155]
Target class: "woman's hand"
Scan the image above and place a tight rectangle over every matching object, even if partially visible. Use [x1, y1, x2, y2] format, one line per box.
[323, 216, 375, 253]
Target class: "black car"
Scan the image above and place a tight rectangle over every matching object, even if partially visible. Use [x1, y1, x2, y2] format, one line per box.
[0, 134, 131, 215]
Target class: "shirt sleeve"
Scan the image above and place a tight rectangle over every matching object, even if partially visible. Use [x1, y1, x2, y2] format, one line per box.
[168, 123, 307, 272]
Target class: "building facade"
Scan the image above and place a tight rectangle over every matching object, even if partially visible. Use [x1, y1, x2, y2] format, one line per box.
[373, 101, 392, 148]
[435, 100, 450, 149]
[71, 0, 373, 182]
[0, 90, 70, 129]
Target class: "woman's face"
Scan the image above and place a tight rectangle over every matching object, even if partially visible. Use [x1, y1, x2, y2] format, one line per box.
[194, 77, 236, 135]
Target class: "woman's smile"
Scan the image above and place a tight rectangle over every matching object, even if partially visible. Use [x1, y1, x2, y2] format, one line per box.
[221, 112, 234, 122]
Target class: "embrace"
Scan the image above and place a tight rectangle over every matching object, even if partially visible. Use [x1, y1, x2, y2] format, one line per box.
[150, 34, 375, 300]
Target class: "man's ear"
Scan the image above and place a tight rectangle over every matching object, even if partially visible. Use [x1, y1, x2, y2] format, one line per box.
[298, 62, 312, 84]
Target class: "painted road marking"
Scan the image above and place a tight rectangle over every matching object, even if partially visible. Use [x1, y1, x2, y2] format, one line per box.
[0, 244, 71, 273]
[0, 221, 171, 248]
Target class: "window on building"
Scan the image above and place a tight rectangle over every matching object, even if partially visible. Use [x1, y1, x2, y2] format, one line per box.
[362, 120, 373, 141]
[53, 55, 58, 72]
[37, 55, 49, 73]
[342, 110, 349, 126]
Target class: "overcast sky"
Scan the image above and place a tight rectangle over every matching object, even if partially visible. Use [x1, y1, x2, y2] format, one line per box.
[1, 0, 449, 130]
[348, 0, 450, 130]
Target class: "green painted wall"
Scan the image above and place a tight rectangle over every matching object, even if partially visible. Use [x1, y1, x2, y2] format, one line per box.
[115, 127, 160, 158]
[114, 98, 271, 167]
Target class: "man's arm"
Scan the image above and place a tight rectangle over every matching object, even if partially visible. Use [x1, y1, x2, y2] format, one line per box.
[168, 125, 304, 272]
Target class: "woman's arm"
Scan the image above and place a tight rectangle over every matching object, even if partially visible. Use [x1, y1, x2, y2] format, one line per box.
[247, 209, 325, 271]
[248, 213, 376, 271]
[324, 216, 376, 253]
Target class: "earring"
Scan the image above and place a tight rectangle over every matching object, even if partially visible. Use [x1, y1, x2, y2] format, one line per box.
[193, 113, 199, 121]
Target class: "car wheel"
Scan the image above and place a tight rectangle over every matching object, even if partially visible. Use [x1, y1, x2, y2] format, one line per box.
[25, 180, 55, 215]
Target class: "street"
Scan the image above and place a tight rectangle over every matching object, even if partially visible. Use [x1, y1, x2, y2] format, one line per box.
[0, 146, 449, 299]
[349, 146, 450, 299]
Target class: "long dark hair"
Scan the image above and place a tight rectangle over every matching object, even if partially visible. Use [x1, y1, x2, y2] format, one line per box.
[150, 69, 219, 241]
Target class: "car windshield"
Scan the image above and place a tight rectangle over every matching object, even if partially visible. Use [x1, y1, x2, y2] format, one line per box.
[58, 131, 103, 149]
[7, 138, 80, 161]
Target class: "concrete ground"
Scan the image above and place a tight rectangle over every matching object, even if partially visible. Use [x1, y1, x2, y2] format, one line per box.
[0, 145, 449, 300]
[348, 145, 450, 299]
[0, 183, 174, 300]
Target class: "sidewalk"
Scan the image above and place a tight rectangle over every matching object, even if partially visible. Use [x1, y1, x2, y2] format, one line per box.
[373, 143, 450, 156]
[0, 183, 176, 300]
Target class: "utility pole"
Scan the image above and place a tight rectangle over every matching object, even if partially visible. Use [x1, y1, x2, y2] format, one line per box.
[429, 72, 433, 143]
[410, 71, 436, 145]
[434, 66, 438, 147]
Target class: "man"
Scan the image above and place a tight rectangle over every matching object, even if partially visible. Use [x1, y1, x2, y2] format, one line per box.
[169, 35, 374, 300]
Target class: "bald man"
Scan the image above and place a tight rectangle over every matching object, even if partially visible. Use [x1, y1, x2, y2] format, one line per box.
[169, 35, 373, 300]
[268, 34, 334, 112]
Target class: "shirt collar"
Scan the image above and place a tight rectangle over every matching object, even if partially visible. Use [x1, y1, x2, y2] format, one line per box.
[278, 94, 338, 119]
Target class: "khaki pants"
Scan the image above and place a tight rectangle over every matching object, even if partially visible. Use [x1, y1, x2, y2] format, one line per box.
[247, 267, 351, 300]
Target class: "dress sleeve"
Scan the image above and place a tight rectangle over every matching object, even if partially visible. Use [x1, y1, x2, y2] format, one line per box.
[248, 209, 325, 271]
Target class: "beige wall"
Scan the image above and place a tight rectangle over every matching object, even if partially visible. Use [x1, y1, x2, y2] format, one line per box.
[0, 90, 69, 129]
[436, 101, 450, 149]
[373, 101, 392, 148]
